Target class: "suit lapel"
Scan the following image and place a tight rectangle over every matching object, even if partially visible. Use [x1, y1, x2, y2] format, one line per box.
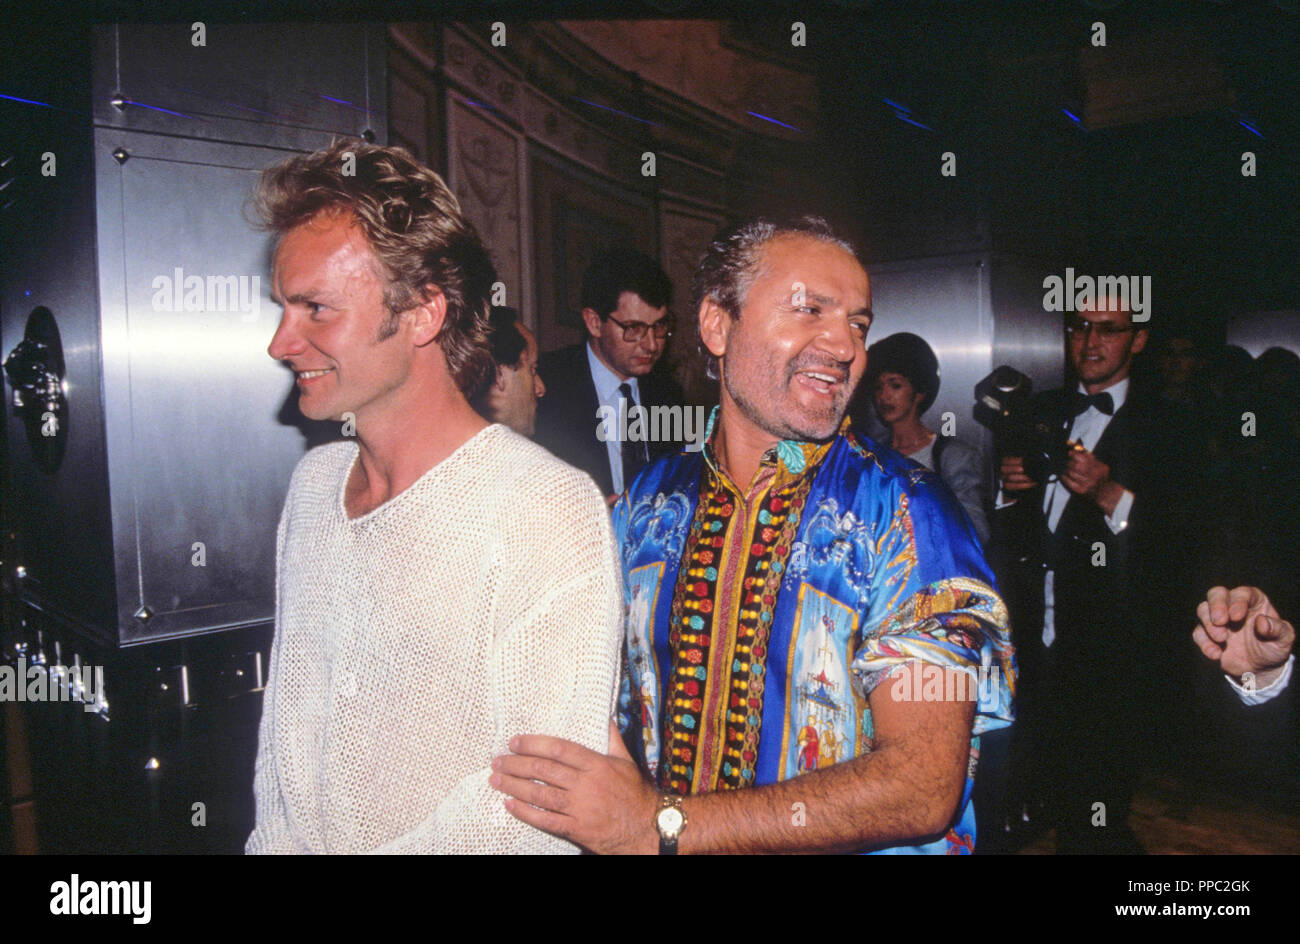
[1056, 391, 1134, 536]
[577, 345, 614, 495]
[1090, 396, 1132, 477]
[576, 344, 601, 433]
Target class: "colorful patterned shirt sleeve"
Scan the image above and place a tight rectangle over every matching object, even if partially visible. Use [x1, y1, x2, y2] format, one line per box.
[850, 469, 1016, 736]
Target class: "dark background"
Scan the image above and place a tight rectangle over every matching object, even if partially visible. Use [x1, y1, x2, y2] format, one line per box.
[1, 0, 1296, 858]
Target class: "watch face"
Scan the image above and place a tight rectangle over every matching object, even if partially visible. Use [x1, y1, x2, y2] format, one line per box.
[657, 807, 685, 837]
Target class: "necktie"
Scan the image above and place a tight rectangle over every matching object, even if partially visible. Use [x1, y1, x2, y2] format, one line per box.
[619, 382, 648, 487]
[1071, 390, 1114, 416]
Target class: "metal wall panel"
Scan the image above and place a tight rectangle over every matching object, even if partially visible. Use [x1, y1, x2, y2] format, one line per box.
[1, 102, 117, 640]
[92, 23, 386, 151]
[865, 253, 1065, 462]
[865, 254, 995, 457]
[990, 256, 1067, 397]
[94, 131, 313, 643]
[3, 23, 386, 646]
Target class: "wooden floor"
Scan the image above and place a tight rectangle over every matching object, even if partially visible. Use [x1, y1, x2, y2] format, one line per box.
[1018, 774, 1300, 854]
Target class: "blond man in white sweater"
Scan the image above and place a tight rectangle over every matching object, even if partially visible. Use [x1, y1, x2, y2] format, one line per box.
[245, 141, 622, 854]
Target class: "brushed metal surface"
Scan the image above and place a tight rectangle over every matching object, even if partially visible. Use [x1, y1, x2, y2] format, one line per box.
[990, 256, 1067, 398]
[1, 101, 118, 641]
[92, 23, 387, 151]
[864, 252, 1065, 467]
[3, 22, 387, 646]
[94, 129, 315, 644]
[865, 254, 994, 458]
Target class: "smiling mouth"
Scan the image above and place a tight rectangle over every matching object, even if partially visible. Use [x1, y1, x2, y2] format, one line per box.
[795, 369, 847, 396]
[296, 368, 334, 383]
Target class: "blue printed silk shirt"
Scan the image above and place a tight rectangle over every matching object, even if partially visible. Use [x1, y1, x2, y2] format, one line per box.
[613, 419, 1016, 854]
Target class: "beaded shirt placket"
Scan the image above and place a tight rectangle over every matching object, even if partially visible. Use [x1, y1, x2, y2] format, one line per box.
[661, 433, 829, 794]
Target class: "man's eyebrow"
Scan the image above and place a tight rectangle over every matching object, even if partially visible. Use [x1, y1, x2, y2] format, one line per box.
[800, 289, 868, 307]
[626, 311, 672, 324]
[783, 290, 835, 310]
[798, 291, 873, 320]
[274, 290, 331, 306]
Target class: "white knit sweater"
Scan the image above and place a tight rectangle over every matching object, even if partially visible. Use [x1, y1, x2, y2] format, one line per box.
[245, 424, 623, 854]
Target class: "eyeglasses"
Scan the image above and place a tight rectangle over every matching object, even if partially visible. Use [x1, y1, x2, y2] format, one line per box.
[608, 315, 674, 343]
[1066, 319, 1135, 338]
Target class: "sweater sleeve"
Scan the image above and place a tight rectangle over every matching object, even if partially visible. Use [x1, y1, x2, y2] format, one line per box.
[244, 502, 301, 854]
[370, 478, 624, 855]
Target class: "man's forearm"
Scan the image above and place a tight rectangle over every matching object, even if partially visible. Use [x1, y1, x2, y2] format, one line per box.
[676, 701, 973, 854]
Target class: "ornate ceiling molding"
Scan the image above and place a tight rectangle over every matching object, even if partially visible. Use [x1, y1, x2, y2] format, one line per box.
[558, 20, 819, 139]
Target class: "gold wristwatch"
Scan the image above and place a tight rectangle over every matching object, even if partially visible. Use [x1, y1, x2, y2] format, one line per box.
[654, 794, 687, 855]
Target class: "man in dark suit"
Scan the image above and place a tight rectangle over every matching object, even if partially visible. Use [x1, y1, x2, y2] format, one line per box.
[994, 296, 1188, 854]
[535, 248, 685, 503]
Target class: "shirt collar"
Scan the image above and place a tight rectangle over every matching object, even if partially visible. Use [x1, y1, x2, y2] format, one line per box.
[701, 405, 845, 489]
[1075, 376, 1129, 412]
[586, 341, 637, 404]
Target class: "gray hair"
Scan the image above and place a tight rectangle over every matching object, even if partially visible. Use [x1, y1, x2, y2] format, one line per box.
[691, 215, 859, 378]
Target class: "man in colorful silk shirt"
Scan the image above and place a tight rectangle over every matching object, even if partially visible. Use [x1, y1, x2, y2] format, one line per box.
[491, 216, 1015, 854]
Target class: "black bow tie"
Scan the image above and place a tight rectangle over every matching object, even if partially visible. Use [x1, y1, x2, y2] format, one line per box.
[1071, 391, 1115, 416]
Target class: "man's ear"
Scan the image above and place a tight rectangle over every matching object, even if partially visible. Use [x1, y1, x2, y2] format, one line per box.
[697, 298, 732, 359]
[493, 365, 509, 392]
[581, 307, 604, 340]
[409, 285, 449, 347]
[1131, 327, 1149, 356]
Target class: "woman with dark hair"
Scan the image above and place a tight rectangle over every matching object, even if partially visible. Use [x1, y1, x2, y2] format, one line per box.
[856, 332, 990, 545]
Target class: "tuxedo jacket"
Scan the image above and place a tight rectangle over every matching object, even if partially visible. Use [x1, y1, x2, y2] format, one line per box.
[534, 343, 686, 497]
[993, 384, 1192, 683]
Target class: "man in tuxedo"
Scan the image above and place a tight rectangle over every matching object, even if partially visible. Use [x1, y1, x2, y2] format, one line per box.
[535, 248, 684, 503]
[995, 295, 1182, 853]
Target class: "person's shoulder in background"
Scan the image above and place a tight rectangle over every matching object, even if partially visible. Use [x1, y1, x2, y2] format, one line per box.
[537, 340, 581, 370]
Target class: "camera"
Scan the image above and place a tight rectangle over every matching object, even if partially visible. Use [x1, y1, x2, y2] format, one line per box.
[974, 366, 1071, 484]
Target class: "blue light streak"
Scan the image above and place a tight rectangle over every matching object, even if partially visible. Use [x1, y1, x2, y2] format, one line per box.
[747, 110, 802, 132]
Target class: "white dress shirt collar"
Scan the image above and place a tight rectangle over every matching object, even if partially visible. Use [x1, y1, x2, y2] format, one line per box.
[1077, 376, 1130, 414]
[586, 341, 638, 405]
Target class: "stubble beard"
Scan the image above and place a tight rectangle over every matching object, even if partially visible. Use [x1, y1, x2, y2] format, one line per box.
[722, 351, 848, 444]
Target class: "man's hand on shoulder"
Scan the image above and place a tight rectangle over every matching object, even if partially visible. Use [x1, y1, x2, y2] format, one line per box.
[491, 720, 659, 854]
[1193, 585, 1295, 687]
